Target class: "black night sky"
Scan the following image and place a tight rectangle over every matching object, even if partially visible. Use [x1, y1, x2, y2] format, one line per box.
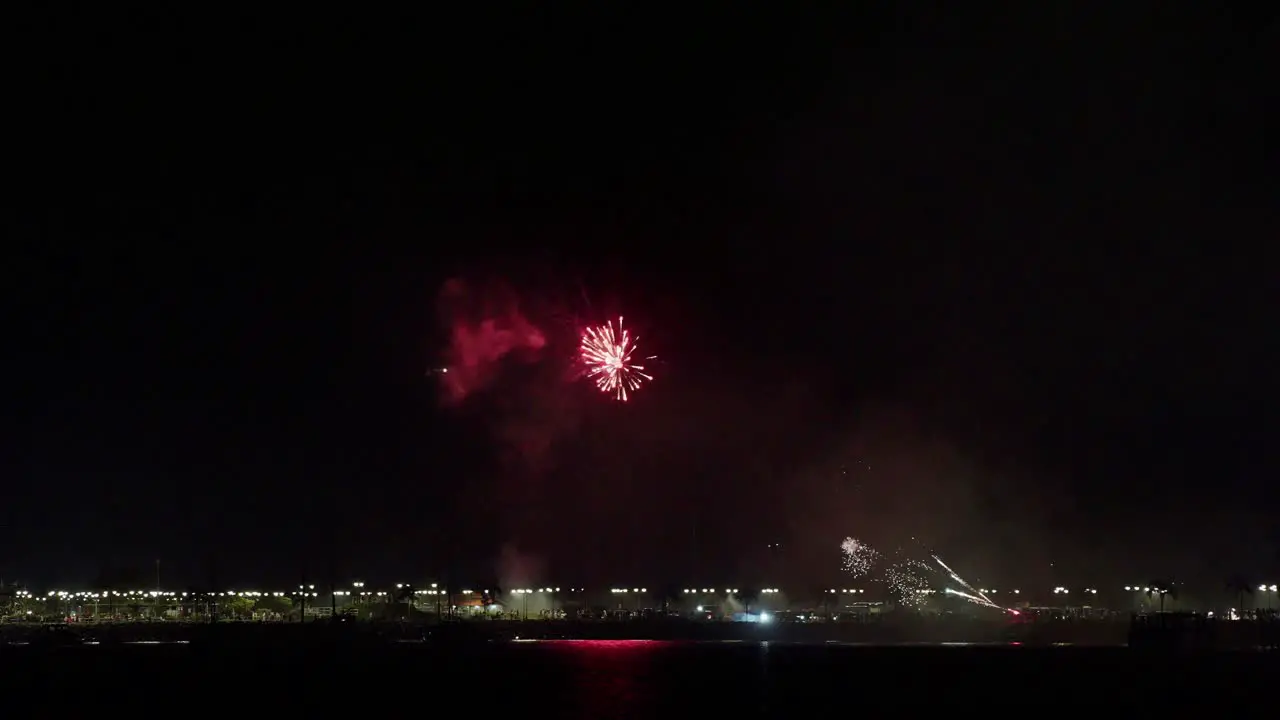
[5, 6, 1277, 591]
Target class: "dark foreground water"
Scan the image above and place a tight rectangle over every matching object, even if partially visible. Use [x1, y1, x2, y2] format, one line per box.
[5, 641, 1277, 712]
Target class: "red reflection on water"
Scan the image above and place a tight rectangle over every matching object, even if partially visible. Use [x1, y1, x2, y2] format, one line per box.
[544, 639, 667, 651]
[548, 640, 670, 717]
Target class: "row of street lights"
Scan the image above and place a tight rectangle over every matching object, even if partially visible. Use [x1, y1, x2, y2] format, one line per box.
[14, 583, 1279, 600]
[679, 588, 781, 594]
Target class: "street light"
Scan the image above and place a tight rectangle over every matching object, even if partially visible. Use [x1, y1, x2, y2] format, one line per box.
[511, 588, 538, 619]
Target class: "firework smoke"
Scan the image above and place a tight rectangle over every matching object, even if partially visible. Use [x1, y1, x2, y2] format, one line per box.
[436, 278, 546, 404]
[496, 544, 554, 616]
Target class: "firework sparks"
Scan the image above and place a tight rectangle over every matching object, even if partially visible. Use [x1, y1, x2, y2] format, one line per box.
[840, 537, 881, 579]
[885, 556, 934, 607]
[580, 316, 654, 401]
[834, 537, 1007, 612]
[933, 555, 1001, 609]
[943, 587, 1000, 608]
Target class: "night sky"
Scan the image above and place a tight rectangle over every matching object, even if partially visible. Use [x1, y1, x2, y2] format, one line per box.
[6, 6, 1277, 591]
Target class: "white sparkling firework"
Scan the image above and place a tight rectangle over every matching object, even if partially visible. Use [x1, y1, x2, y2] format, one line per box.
[836, 538, 1006, 612]
[840, 537, 881, 579]
[884, 557, 934, 607]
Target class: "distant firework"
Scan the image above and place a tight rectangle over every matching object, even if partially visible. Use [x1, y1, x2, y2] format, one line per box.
[933, 555, 1000, 608]
[885, 557, 933, 607]
[580, 316, 654, 401]
[835, 536, 1005, 611]
[840, 537, 880, 579]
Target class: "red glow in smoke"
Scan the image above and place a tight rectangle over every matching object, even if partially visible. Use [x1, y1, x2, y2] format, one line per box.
[437, 279, 546, 404]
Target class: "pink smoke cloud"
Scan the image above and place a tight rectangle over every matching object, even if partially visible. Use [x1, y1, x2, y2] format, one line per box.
[437, 278, 546, 404]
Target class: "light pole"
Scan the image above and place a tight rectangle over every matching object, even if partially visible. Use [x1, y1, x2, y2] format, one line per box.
[1260, 584, 1277, 611]
[512, 589, 532, 619]
[1124, 586, 1148, 612]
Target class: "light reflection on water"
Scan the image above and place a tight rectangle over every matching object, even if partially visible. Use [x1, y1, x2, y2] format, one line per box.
[519, 639, 1046, 648]
[1, 638, 1126, 649]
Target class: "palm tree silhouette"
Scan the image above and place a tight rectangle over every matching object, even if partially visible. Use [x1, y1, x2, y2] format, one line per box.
[1226, 575, 1254, 616]
[1146, 580, 1178, 613]
[657, 584, 681, 613]
[818, 587, 837, 620]
[396, 584, 416, 618]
